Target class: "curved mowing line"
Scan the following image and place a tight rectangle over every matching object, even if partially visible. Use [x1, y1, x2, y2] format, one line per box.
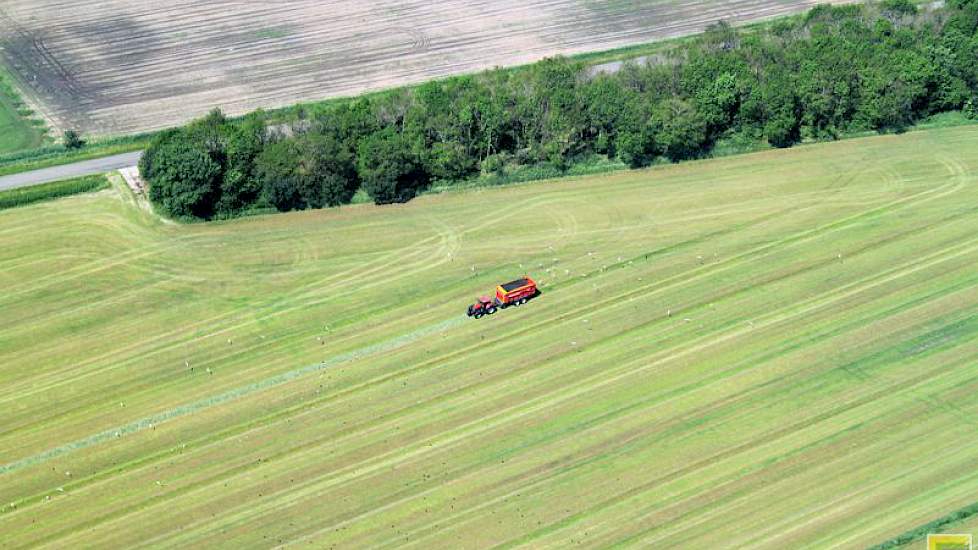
[0, 317, 464, 477]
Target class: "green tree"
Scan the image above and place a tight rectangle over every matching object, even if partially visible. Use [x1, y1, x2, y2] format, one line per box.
[879, 0, 917, 19]
[515, 57, 587, 164]
[256, 133, 357, 211]
[356, 128, 428, 204]
[581, 75, 635, 156]
[759, 70, 801, 148]
[615, 95, 659, 168]
[63, 130, 84, 150]
[653, 99, 709, 162]
[216, 111, 267, 216]
[145, 137, 221, 219]
[965, 97, 978, 119]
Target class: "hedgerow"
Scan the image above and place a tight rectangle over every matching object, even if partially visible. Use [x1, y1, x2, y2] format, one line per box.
[0, 174, 109, 211]
[141, 0, 978, 220]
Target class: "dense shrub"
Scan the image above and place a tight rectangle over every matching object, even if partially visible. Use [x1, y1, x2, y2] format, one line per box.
[62, 130, 84, 150]
[357, 127, 428, 204]
[140, 0, 978, 220]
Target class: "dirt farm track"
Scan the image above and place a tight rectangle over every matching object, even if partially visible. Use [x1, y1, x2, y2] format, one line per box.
[0, 0, 857, 136]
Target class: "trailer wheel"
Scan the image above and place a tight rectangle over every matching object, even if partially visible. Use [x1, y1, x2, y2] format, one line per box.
[520, 298, 528, 305]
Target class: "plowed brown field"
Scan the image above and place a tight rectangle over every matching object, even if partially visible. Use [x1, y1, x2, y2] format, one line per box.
[0, 0, 857, 136]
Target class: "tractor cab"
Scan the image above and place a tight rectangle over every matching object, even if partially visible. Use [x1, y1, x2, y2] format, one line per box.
[466, 295, 498, 318]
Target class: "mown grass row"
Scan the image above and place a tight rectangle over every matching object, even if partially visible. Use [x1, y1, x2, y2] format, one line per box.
[0, 127, 976, 547]
[869, 502, 978, 549]
[0, 174, 108, 211]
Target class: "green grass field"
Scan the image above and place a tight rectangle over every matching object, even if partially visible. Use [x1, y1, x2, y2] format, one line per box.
[1, 126, 977, 548]
[0, 66, 44, 155]
[0, 81, 43, 155]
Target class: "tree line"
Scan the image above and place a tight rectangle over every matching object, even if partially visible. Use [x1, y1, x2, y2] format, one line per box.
[141, 0, 978, 220]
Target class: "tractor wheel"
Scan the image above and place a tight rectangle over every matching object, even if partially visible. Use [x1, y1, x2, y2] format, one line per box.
[474, 311, 484, 319]
[487, 307, 497, 315]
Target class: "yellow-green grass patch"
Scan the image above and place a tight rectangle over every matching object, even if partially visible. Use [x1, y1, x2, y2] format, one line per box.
[1, 126, 978, 548]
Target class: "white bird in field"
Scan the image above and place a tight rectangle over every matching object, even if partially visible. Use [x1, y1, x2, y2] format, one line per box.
[184, 360, 190, 368]
[227, 338, 233, 345]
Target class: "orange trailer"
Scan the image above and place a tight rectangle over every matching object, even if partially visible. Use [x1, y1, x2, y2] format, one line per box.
[467, 276, 539, 318]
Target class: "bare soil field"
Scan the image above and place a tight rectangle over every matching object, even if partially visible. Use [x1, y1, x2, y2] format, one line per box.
[0, 0, 857, 136]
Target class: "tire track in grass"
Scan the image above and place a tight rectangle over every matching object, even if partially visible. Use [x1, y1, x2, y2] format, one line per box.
[409, 326, 978, 550]
[386, 288, 978, 549]
[0, 191, 551, 405]
[0, 160, 960, 536]
[634, 398, 978, 550]
[0, 154, 929, 405]
[11, 178, 972, 548]
[174, 231, 978, 547]
[2, 171, 962, 493]
[285, 253, 978, 545]
[127, 226, 976, 544]
[410, 363, 978, 550]
[6, 170, 964, 505]
[0, 316, 464, 478]
[38, 205, 798, 469]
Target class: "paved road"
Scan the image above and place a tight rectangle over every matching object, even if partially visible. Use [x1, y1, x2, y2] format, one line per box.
[0, 151, 143, 191]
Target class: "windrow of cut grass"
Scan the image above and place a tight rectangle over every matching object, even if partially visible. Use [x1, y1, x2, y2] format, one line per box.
[0, 126, 977, 548]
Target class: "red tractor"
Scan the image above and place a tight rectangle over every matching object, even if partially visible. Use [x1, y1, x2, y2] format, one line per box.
[467, 276, 539, 319]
